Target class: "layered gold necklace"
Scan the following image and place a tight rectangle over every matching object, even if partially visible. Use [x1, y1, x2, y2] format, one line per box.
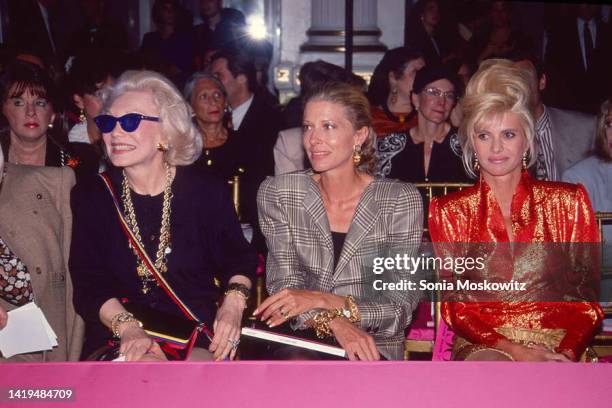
[121, 163, 173, 294]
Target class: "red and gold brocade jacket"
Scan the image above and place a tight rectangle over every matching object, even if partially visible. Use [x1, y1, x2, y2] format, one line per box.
[428, 171, 604, 359]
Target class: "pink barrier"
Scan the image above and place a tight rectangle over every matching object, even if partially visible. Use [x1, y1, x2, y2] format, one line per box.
[0, 361, 610, 407]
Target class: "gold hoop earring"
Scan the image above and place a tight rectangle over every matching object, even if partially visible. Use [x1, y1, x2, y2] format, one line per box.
[353, 144, 362, 166]
[156, 142, 169, 152]
[522, 151, 528, 170]
[473, 155, 480, 172]
[390, 88, 398, 105]
[79, 109, 86, 123]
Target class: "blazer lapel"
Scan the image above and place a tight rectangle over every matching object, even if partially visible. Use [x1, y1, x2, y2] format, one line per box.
[334, 183, 380, 278]
[302, 178, 333, 254]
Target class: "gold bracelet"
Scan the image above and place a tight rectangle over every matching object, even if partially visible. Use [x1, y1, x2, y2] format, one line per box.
[309, 295, 361, 338]
[110, 312, 143, 339]
[343, 295, 360, 323]
[310, 310, 337, 338]
[224, 289, 249, 308]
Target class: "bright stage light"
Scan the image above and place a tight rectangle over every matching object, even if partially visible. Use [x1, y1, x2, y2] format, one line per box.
[247, 16, 267, 40]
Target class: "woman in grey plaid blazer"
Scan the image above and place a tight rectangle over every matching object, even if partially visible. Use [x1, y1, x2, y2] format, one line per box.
[255, 82, 423, 360]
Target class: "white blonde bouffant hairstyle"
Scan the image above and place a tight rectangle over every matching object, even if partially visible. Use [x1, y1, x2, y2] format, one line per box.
[459, 59, 537, 178]
[100, 70, 202, 165]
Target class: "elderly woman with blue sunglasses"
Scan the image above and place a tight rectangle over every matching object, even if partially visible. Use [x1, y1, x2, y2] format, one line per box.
[69, 70, 257, 361]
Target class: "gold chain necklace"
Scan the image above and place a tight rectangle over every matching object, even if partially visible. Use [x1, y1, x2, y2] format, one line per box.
[122, 163, 173, 294]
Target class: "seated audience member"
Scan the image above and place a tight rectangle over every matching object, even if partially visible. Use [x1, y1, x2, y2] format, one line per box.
[0, 146, 84, 362]
[5, 0, 67, 68]
[468, 1, 530, 63]
[404, 0, 461, 64]
[67, 0, 128, 58]
[194, 0, 246, 63]
[563, 98, 612, 267]
[65, 50, 116, 148]
[377, 63, 468, 183]
[447, 57, 477, 127]
[368, 47, 425, 141]
[509, 50, 596, 181]
[275, 61, 365, 175]
[283, 60, 365, 130]
[210, 47, 284, 252]
[0, 61, 99, 177]
[256, 82, 423, 360]
[429, 59, 603, 361]
[184, 72, 243, 181]
[141, 0, 194, 86]
[70, 70, 257, 361]
[545, 4, 612, 113]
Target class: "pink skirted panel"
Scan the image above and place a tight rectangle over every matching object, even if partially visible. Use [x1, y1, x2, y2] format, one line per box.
[432, 318, 455, 361]
[0, 361, 610, 408]
[406, 302, 435, 341]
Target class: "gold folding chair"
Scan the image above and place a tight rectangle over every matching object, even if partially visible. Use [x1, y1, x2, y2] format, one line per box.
[592, 212, 612, 359]
[404, 182, 472, 359]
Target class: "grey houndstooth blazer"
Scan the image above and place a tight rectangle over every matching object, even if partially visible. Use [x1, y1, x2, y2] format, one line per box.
[257, 170, 423, 360]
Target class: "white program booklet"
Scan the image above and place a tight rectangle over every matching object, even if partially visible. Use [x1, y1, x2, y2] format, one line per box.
[241, 327, 347, 357]
[0, 302, 58, 358]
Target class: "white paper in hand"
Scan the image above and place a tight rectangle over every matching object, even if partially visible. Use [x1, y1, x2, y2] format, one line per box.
[0, 302, 58, 358]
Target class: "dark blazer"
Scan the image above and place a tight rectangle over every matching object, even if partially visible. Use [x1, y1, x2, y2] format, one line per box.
[257, 171, 424, 360]
[6, 0, 67, 62]
[234, 93, 284, 252]
[0, 164, 83, 362]
[545, 18, 611, 113]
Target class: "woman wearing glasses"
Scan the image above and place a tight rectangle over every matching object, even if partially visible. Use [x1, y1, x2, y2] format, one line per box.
[378, 64, 469, 183]
[69, 70, 257, 361]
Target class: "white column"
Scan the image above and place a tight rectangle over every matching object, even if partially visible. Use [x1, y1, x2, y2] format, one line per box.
[301, 0, 386, 52]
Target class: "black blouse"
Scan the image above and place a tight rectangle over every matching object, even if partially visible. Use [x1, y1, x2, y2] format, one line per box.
[194, 129, 244, 182]
[379, 127, 470, 183]
[69, 165, 258, 355]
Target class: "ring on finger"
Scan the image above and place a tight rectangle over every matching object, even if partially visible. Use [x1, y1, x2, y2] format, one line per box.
[228, 338, 240, 349]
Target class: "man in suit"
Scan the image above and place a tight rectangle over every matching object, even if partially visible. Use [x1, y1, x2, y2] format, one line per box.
[210, 47, 283, 252]
[545, 4, 611, 113]
[511, 51, 596, 181]
[0, 149, 83, 362]
[6, 0, 67, 66]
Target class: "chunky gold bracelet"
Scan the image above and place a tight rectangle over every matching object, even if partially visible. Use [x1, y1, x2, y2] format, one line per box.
[310, 310, 337, 338]
[343, 295, 360, 323]
[110, 312, 143, 339]
[310, 295, 361, 338]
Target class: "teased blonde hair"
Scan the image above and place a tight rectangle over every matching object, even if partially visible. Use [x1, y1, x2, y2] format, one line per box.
[101, 70, 202, 165]
[459, 59, 536, 178]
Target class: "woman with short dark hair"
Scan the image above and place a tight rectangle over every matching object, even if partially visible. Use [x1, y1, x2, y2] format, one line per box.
[0, 60, 99, 176]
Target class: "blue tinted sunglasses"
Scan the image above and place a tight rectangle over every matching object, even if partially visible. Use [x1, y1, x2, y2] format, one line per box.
[94, 113, 160, 133]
